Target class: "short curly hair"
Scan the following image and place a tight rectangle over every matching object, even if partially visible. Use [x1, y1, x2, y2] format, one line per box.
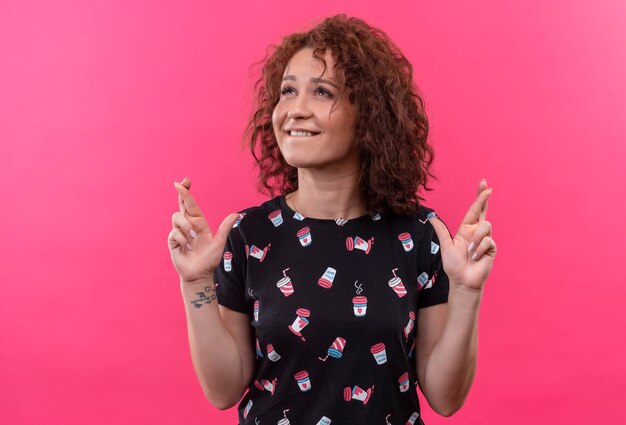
[244, 14, 437, 216]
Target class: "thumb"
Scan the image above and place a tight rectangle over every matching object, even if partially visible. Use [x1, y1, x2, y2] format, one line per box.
[213, 213, 240, 248]
[427, 213, 453, 250]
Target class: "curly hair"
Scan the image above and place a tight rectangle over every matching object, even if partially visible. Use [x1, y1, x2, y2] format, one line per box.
[243, 14, 437, 216]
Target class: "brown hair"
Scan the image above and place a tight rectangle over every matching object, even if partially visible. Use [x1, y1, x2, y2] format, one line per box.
[244, 14, 437, 216]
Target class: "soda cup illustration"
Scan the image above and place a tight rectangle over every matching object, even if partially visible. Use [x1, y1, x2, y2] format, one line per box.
[246, 243, 270, 262]
[289, 308, 311, 341]
[403, 311, 415, 340]
[316, 416, 332, 425]
[398, 232, 414, 252]
[352, 296, 368, 317]
[335, 218, 348, 226]
[370, 342, 387, 365]
[343, 384, 374, 405]
[319, 337, 346, 361]
[278, 409, 291, 425]
[268, 209, 284, 227]
[254, 300, 260, 322]
[372, 212, 381, 221]
[318, 267, 337, 289]
[388, 268, 407, 297]
[267, 344, 281, 362]
[293, 211, 305, 221]
[406, 411, 420, 425]
[223, 251, 233, 271]
[243, 399, 253, 419]
[277, 268, 295, 297]
[431, 240, 440, 254]
[297, 226, 312, 247]
[398, 372, 410, 392]
[254, 377, 278, 395]
[345, 235, 374, 254]
[294, 370, 312, 391]
[233, 213, 246, 228]
[417, 271, 432, 291]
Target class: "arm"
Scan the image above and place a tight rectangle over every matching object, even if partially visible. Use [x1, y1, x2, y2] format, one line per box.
[181, 277, 255, 410]
[415, 284, 482, 417]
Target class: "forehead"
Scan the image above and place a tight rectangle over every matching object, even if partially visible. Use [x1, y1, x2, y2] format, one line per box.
[283, 47, 339, 81]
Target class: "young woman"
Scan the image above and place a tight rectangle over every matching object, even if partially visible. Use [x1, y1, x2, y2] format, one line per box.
[168, 15, 496, 425]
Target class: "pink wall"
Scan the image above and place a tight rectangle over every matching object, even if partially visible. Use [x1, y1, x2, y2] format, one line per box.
[1, 0, 625, 423]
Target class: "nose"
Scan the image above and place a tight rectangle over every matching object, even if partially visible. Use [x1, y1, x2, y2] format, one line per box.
[287, 92, 313, 120]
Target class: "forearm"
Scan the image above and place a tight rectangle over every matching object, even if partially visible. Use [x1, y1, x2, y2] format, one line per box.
[424, 283, 482, 416]
[181, 278, 245, 409]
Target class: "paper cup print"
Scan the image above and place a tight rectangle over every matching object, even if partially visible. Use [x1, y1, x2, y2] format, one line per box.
[345, 236, 373, 254]
[406, 412, 420, 424]
[247, 244, 270, 262]
[255, 338, 263, 358]
[352, 296, 368, 317]
[267, 344, 281, 362]
[233, 213, 246, 228]
[243, 399, 253, 419]
[431, 241, 440, 254]
[223, 251, 233, 271]
[370, 343, 387, 365]
[316, 417, 332, 425]
[293, 211, 305, 221]
[398, 232, 414, 252]
[297, 226, 312, 247]
[278, 419, 290, 425]
[371, 212, 381, 221]
[388, 276, 407, 297]
[318, 267, 337, 288]
[403, 311, 416, 340]
[343, 385, 374, 405]
[289, 308, 311, 341]
[255, 378, 277, 395]
[398, 372, 410, 392]
[254, 300, 260, 322]
[268, 209, 284, 227]
[294, 370, 312, 392]
[417, 271, 432, 291]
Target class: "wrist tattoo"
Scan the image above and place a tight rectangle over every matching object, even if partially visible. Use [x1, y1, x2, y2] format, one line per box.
[190, 286, 217, 309]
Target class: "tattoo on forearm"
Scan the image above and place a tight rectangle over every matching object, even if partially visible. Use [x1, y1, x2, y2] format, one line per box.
[190, 286, 217, 309]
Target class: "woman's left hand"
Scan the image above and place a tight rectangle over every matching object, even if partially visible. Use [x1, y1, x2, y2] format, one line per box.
[428, 179, 497, 291]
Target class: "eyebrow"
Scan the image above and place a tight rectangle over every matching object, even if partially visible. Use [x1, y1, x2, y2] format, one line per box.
[282, 75, 340, 89]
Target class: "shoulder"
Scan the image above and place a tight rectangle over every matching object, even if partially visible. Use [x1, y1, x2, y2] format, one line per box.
[229, 196, 282, 233]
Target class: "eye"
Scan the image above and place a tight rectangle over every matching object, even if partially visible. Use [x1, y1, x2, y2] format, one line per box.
[316, 87, 334, 97]
[280, 86, 295, 96]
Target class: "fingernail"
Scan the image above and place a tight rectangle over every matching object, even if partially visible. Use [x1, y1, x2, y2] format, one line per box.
[468, 242, 475, 252]
[186, 243, 193, 251]
[189, 229, 197, 239]
[471, 252, 478, 261]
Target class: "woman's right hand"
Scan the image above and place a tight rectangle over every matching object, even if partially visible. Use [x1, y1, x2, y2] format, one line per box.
[168, 177, 239, 285]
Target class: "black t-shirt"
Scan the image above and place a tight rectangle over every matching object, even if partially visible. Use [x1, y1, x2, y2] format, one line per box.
[214, 195, 450, 425]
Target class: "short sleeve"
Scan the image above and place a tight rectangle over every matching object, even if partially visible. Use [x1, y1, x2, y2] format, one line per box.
[417, 212, 450, 309]
[214, 223, 250, 315]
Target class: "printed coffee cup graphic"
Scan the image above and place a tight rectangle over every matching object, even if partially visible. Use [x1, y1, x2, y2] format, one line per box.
[223, 251, 233, 271]
[388, 268, 407, 297]
[289, 308, 311, 341]
[294, 370, 312, 392]
[352, 296, 368, 317]
[253, 299, 260, 322]
[343, 384, 374, 405]
[398, 372, 410, 392]
[268, 209, 283, 227]
[403, 311, 415, 340]
[318, 267, 337, 289]
[397, 232, 414, 252]
[277, 268, 295, 297]
[345, 235, 374, 254]
[254, 377, 278, 395]
[297, 226, 312, 247]
[245, 243, 270, 262]
[267, 343, 281, 362]
[370, 342, 387, 365]
[243, 399, 253, 419]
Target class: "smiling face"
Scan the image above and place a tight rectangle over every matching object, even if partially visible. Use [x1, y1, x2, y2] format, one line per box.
[272, 47, 359, 172]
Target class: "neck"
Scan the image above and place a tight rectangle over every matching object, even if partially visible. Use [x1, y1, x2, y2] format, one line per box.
[286, 168, 368, 220]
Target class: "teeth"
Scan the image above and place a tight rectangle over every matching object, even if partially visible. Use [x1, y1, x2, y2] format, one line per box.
[289, 131, 316, 137]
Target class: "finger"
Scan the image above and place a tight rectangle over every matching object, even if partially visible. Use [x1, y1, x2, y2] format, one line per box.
[476, 178, 488, 196]
[174, 180, 205, 218]
[461, 187, 492, 225]
[175, 177, 191, 214]
[168, 228, 193, 251]
[172, 211, 198, 245]
[427, 213, 453, 250]
[477, 179, 489, 221]
[468, 220, 492, 252]
[213, 213, 240, 249]
[470, 236, 497, 261]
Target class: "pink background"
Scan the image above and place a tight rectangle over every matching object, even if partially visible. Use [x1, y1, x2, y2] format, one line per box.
[1, 0, 625, 423]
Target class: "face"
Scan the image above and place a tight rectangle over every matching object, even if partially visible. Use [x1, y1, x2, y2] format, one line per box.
[272, 47, 358, 171]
